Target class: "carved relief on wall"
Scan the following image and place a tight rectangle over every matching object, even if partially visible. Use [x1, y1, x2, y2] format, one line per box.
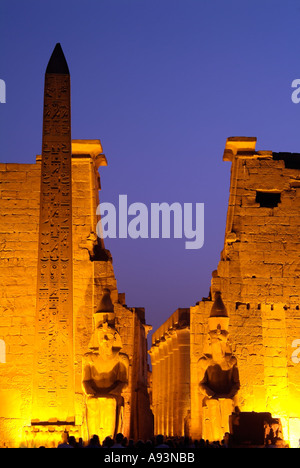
[33, 71, 74, 421]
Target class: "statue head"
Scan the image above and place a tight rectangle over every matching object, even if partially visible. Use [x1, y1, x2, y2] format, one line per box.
[88, 289, 121, 354]
[207, 292, 230, 361]
[93, 288, 115, 329]
[92, 322, 122, 358]
[208, 325, 229, 362]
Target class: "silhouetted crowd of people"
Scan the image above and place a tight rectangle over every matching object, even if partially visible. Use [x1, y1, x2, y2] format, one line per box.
[55, 432, 290, 449]
[56, 432, 230, 449]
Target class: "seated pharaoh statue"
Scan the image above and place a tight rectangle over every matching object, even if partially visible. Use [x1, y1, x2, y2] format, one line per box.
[82, 289, 129, 442]
[198, 291, 240, 441]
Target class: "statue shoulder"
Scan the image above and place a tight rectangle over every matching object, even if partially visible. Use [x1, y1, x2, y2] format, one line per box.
[83, 352, 98, 365]
[119, 352, 130, 368]
[198, 354, 212, 369]
[227, 355, 238, 366]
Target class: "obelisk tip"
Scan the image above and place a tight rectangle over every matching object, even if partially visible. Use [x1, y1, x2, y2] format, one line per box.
[46, 43, 70, 75]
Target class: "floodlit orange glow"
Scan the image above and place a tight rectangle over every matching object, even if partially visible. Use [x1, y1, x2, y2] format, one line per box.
[1, 50, 300, 450]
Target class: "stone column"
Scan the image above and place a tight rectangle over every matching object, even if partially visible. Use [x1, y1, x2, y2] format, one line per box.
[150, 346, 159, 435]
[171, 332, 180, 436]
[166, 333, 173, 436]
[177, 328, 191, 436]
[156, 341, 163, 435]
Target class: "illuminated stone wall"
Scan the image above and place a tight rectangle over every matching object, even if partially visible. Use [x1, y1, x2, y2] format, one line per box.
[0, 141, 153, 447]
[191, 138, 300, 446]
[149, 137, 300, 446]
[0, 161, 40, 446]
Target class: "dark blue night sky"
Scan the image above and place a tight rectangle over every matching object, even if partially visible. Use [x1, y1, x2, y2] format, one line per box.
[0, 0, 299, 333]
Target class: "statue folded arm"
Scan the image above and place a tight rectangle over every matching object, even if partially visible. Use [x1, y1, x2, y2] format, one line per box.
[225, 364, 240, 399]
[82, 352, 129, 397]
[198, 356, 216, 398]
[198, 355, 240, 400]
[82, 356, 98, 396]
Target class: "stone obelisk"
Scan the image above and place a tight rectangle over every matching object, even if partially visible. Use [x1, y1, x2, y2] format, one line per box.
[32, 44, 75, 423]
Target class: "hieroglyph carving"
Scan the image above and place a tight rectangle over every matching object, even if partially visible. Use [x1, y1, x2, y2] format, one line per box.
[32, 70, 74, 421]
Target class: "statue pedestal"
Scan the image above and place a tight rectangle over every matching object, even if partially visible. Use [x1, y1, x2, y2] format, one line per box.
[23, 421, 82, 448]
